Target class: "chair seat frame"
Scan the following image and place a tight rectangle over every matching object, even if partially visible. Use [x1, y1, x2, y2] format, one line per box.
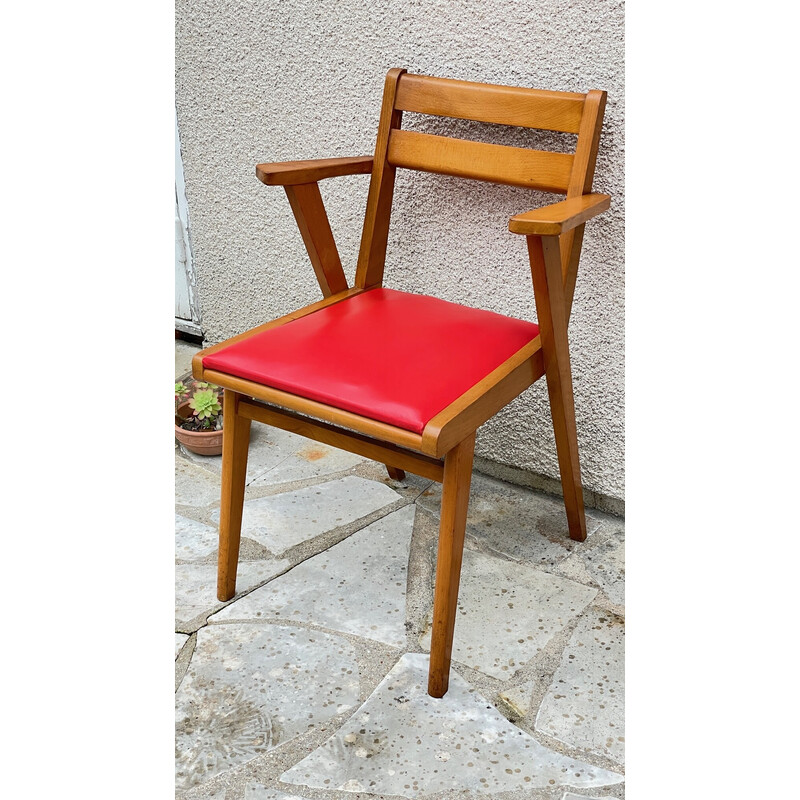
[192, 69, 609, 697]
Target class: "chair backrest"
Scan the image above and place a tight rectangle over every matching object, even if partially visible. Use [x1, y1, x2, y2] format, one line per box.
[355, 69, 607, 291]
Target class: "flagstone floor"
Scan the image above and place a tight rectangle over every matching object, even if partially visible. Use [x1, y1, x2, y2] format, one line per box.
[175, 340, 625, 800]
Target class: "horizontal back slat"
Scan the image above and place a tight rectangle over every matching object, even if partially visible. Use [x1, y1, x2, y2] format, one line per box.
[395, 73, 586, 134]
[387, 129, 574, 193]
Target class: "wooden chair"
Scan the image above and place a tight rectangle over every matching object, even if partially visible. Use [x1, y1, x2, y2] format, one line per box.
[192, 69, 609, 698]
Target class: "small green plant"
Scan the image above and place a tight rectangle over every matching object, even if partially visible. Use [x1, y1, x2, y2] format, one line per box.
[175, 379, 223, 431]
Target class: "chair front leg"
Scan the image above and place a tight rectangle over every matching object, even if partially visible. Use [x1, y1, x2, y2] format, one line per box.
[386, 465, 406, 481]
[428, 432, 476, 698]
[217, 390, 252, 601]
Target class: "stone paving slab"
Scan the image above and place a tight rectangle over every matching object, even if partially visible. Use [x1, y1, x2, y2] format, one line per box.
[244, 787, 311, 800]
[498, 681, 535, 718]
[557, 532, 625, 608]
[584, 534, 624, 607]
[535, 608, 625, 763]
[562, 793, 621, 800]
[417, 473, 603, 569]
[176, 561, 289, 628]
[176, 341, 200, 377]
[176, 623, 360, 791]
[176, 633, 189, 659]
[176, 514, 220, 561]
[210, 476, 400, 555]
[180, 424, 303, 486]
[280, 653, 623, 797]
[420, 548, 597, 680]
[186, 787, 226, 800]
[181, 425, 369, 489]
[176, 459, 226, 508]
[249, 442, 366, 488]
[211, 506, 415, 647]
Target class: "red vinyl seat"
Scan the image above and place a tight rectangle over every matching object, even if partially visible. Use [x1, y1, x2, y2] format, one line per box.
[202, 288, 540, 434]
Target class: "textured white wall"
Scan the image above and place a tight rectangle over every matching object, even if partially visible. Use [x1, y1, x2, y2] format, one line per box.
[175, 0, 625, 505]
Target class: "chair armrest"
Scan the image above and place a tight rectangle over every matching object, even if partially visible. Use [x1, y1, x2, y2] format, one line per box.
[508, 193, 610, 236]
[256, 156, 374, 186]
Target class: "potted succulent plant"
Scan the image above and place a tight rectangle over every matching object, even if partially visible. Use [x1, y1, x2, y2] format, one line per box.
[175, 379, 224, 456]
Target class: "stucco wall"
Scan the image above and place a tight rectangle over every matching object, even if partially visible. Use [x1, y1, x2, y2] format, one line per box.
[175, 0, 625, 506]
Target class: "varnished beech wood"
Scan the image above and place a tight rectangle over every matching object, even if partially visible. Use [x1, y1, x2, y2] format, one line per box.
[256, 156, 373, 186]
[508, 193, 610, 236]
[422, 339, 545, 458]
[568, 91, 607, 197]
[558, 91, 608, 314]
[527, 235, 587, 541]
[562, 223, 586, 322]
[217, 391, 252, 600]
[223, 69, 611, 697]
[238, 399, 444, 482]
[386, 466, 406, 481]
[388, 129, 574, 194]
[192, 288, 364, 380]
[395, 73, 586, 134]
[355, 68, 406, 289]
[201, 368, 431, 454]
[284, 182, 349, 296]
[428, 433, 476, 698]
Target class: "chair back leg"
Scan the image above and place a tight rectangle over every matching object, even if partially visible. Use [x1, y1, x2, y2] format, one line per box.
[217, 390, 252, 601]
[545, 364, 587, 541]
[428, 432, 476, 697]
[528, 234, 588, 541]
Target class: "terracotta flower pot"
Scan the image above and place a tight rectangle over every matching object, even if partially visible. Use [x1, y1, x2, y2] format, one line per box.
[175, 400, 224, 456]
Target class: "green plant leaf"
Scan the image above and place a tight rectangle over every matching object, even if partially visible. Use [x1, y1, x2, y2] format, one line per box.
[188, 388, 222, 421]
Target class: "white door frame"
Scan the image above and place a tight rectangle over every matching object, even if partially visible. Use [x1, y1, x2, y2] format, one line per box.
[175, 110, 202, 336]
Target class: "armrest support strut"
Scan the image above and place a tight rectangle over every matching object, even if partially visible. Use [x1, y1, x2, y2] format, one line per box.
[254, 156, 374, 296]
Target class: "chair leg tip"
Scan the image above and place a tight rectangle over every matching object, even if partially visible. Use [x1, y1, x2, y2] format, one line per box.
[386, 466, 406, 481]
[217, 585, 236, 602]
[567, 512, 587, 542]
[427, 678, 448, 698]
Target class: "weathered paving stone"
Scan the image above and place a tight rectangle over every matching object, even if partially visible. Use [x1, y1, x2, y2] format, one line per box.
[562, 793, 621, 800]
[211, 506, 414, 646]
[176, 561, 289, 626]
[183, 787, 226, 800]
[536, 609, 625, 763]
[244, 785, 312, 799]
[176, 514, 219, 561]
[175, 624, 360, 791]
[356, 459, 433, 493]
[181, 426, 366, 487]
[176, 459, 224, 507]
[180, 424, 301, 485]
[280, 653, 623, 797]
[175, 341, 199, 378]
[417, 473, 602, 569]
[249, 442, 365, 488]
[556, 531, 624, 609]
[582, 534, 624, 607]
[176, 634, 189, 659]
[210, 476, 400, 555]
[420, 549, 597, 680]
[498, 682, 535, 718]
